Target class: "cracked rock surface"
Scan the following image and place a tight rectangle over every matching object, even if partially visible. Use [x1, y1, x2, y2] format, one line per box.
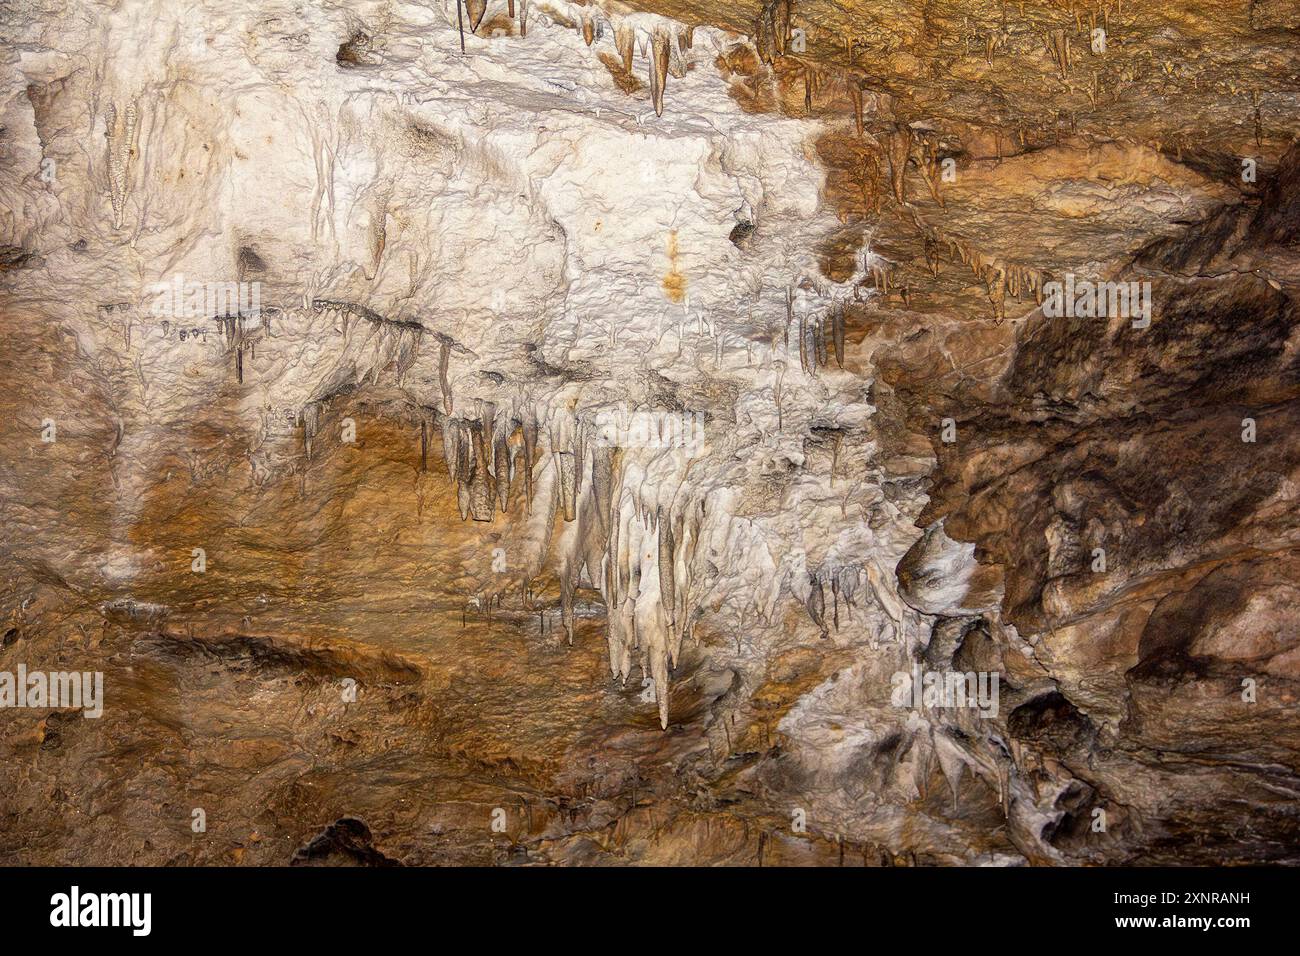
[0, 0, 1297, 865]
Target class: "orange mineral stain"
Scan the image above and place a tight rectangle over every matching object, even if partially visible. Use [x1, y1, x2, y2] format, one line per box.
[662, 231, 686, 303]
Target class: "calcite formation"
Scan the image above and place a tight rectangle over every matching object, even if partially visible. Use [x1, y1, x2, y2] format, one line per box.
[0, 0, 1297, 866]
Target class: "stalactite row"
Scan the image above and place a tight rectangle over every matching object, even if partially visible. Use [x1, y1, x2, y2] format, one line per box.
[905, 214, 1046, 320]
[286, 300, 434, 458]
[437, 398, 603, 528]
[310, 299, 424, 385]
[437, 334, 454, 415]
[439, 397, 921, 732]
[212, 307, 277, 385]
[454, 0, 529, 48]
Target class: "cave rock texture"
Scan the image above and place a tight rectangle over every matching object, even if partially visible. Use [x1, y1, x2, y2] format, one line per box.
[1, 0, 1298, 866]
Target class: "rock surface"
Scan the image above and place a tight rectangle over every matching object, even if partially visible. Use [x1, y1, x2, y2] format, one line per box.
[0, 0, 1297, 865]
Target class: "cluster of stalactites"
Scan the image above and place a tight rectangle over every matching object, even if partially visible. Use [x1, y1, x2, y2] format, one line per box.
[911, 221, 1046, 324]
[292, 300, 426, 457]
[872, 128, 1048, 323]
[311, 299, 423, 386]
[471, 403, 707, 729]
[515, 1, 696, 117]
[597, 456, 706, 729]
[784, 237, 873, 375]
[442, 402, 527, 522]
[800, 565, 866, 639]
[752, 0, 793, 65]
[213, 307, 277, 385]
[608, 14, 692, 117]
[454, 0, 697, 117]
[787, 286, 846, 376]
[459, 0, 531, 40]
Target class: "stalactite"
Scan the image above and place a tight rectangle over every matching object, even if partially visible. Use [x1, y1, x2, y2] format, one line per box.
[649, 29, 671, 117]
[578, 504, 607, 602]
[465, 0, 486, 33]
[797, 312, 808, 373]
[456, 423, 474, 520]
[616, 22, 635, 73]
[573, 419, 587, 497]
[658, 507, 675, 628]
[769, 0, 787, 56]
[438, 337, 453, 414]
[592, 446, 613, 536]
[830, 575, 840, 630]
[1050, 29, 1071, 78]
[832, 305, 845, 368]
[838, 567, 859, 611]
[917, 142, 945, 207]
[754, 13, 772, 65]
[105, 102, 138, 229]
[481, 402, 497, 478]
[668, 29, 688, 79]
[522, 412, 537, 511]
[886, 125, 912, 205]
[494, 431, 511, 512]
[987, 267, 1008, 323]
[442, 417, 460, 482]
[469, 468, 494, 521]
[618, 492, 635, 600]
[519, 0, 528, 37]
[471, 415, 490, 476]
[558, 451, 577, 521]
[806, 574, 828, 638]
[302, 403, 321, 460]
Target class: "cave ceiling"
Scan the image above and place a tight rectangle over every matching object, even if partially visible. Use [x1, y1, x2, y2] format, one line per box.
[0, 0, 1298, 868]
